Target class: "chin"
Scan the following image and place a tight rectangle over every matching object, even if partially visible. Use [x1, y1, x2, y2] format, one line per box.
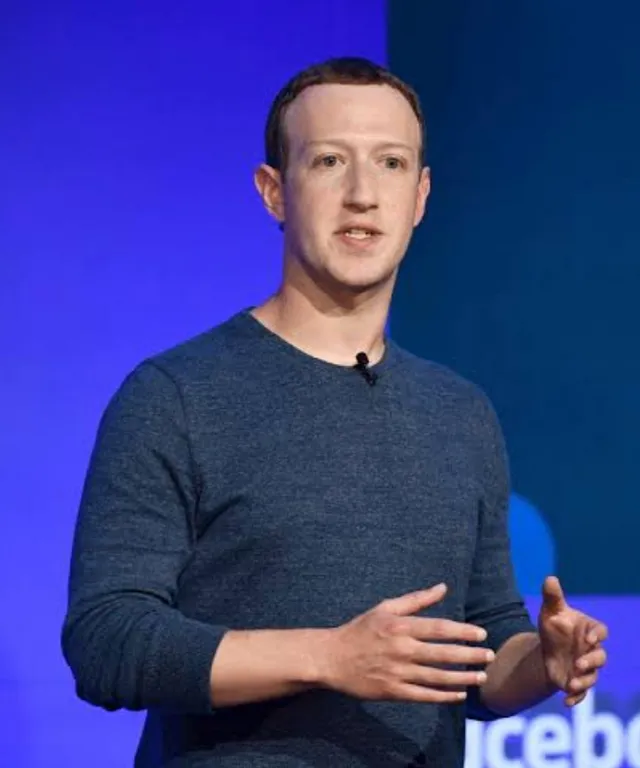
[296, 248, 399, 296]
[328, 268, 397, 295]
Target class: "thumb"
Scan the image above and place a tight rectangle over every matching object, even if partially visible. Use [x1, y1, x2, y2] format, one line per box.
[383, 583, 447, 616]
[542, 576, 567, 613]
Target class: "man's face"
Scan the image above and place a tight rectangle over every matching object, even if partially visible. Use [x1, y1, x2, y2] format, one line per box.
[264, 83, 430, 295]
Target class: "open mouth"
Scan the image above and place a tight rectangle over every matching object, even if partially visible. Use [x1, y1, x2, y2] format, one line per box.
[336, 227, 382, 241]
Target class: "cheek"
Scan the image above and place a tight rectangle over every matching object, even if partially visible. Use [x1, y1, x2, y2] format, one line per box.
[387, 188, 421, 228]
[287, 178, 337, 224]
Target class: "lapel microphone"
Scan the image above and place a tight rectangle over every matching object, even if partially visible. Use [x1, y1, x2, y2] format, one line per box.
[354, 352, 378, 386]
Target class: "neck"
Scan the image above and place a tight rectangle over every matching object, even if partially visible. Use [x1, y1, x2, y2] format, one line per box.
[252, 278, 392, 367]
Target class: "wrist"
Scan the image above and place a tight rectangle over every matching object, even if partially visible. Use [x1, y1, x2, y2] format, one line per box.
[208, 627, 338, 708]
[303, 628, 338, 689]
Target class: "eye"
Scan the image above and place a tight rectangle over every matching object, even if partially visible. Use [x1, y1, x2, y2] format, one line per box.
[383, 156, 406, 170]
[313, 154, 340, 168]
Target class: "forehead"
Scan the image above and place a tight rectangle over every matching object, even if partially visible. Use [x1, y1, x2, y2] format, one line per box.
[283, 83, 421, 151]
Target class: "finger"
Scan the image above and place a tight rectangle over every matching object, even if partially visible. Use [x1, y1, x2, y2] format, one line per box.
[392, 683, 468, 705]
[586, 622, 608, 646]
[542, 576, 568, 612]
[408, 616, 488, 644]
[546, 613, 574, 637]
[407, 665, 488, 689]
[576, 647, 607, 673]
[416, 642, 496, 668]
[565, 691, 587, 707]
[567, 672, 598, 695]
[382, 583, 448, 616]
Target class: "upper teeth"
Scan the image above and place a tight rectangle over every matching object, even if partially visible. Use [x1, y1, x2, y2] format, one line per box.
[344, 229, 374, 238]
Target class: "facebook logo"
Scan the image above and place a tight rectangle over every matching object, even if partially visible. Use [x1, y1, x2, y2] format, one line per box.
[465, 689, 640, 768]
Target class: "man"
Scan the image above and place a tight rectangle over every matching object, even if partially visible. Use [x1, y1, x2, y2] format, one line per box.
[62, 57, 607, 767]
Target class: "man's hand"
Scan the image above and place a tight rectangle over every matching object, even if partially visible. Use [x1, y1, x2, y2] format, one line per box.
[539, 576, 608, 706]
[320, 583, 495, 703]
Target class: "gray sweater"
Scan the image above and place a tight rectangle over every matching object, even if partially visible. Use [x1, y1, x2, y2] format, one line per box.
[62, 309, 534, 767]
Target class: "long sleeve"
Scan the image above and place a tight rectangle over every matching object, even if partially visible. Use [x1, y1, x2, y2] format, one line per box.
[61, 361, 228, 714]
[464, 393, 536, 720]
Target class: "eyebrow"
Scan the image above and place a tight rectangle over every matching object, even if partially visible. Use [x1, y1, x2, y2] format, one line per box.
[302, 139, 417, 155]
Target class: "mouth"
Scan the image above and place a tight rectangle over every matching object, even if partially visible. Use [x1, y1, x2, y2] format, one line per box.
[335, 226, 383, 243]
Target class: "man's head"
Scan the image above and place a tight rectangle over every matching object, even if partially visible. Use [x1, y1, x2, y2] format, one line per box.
[255, 57, 431, 298]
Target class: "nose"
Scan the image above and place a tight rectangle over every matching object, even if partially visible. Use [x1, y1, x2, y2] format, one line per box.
[343, 163, 378, 212]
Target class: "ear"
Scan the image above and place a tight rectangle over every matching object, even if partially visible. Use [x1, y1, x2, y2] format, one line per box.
[254, 163, 285, 225]
[413, 166, 431, 227]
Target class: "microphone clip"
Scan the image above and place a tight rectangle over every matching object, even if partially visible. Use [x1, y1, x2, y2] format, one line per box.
[354, 352, 378, 386]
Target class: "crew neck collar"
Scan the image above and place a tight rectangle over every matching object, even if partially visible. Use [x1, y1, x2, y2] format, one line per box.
[233, 307, 400, 374]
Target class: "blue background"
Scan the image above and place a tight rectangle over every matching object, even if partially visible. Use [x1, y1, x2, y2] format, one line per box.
[2, 2, 638, 766]
[2, 3, 385, 764]
[389, 0, 640, 595]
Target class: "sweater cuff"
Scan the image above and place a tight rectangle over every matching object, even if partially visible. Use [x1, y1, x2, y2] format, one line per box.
[486, 615, 537, 656]
[466, 617, 538, 722]
[151, 620, 229, 715]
